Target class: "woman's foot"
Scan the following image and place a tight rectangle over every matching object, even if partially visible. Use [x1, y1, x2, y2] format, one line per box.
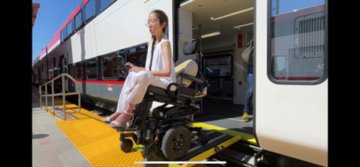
[109, 113, 134, 128]
[103, 112, 121, 124]
[108, 104, 136, 128]
[103, 117, 111, 124]
[109, 120, 124, 128]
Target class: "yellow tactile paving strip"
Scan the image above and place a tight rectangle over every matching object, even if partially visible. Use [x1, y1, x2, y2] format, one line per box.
[54, 104, 144, 167]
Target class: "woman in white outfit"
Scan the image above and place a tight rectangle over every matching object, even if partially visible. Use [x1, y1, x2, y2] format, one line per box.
[105, 10, 176, 128]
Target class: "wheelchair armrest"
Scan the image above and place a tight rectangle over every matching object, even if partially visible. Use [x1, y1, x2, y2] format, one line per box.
[178, 72, 209, 98]
[179, 72, 204, 84]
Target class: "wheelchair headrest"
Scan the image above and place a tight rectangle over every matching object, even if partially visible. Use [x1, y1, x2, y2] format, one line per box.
[183, 40, 197, 55]
[175, 40, 198, 66]
[175, 59, 198, 87]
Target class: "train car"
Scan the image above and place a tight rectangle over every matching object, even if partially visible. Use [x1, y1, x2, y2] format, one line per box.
[32, 0, 327, 166]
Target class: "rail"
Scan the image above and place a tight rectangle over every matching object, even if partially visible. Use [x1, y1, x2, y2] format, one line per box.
[39, 73, 81, 120]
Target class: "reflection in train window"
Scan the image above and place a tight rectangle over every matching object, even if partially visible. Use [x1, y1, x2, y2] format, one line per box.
[74, 10, 83, 30]
[86, 58, 98, 79]
[102, 53, 127, 80]
[270, 0, 326, 83]
[84, 0, 96, 21]
[75, 62, 84, 80]
[99, 0, 114, 13]
[126, 45, 147, 67]
[68, 64, 75, 77]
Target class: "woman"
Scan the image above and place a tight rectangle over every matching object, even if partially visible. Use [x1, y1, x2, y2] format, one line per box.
[105, 9, 176, 128]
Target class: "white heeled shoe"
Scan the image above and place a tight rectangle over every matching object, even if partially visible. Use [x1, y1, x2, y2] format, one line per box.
[103, 116, 111, 124]
[109, 111, 134, 128]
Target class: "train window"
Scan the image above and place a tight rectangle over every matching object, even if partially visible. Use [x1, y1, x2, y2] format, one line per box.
[86, 58, 98, 79]
[99, 0, 114, 13]
[84, 0, 96, 22]
[66, 19, 74, 37]
[74, 11, 83, 30]
[60, 29, 64, 42]
[61, 28, 67, 42]
[75, 62, 84, 80]
[269, 0, 327, 84]
[126, 45, 147, 67]
[102, 53, 127, 80]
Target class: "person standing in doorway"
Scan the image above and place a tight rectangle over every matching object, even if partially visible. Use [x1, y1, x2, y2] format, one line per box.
[241, 40, 254, 121]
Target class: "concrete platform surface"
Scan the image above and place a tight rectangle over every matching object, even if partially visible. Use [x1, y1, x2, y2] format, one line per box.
[32, 107, 90, 167]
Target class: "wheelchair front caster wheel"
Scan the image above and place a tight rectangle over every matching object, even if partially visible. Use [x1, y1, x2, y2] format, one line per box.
[121, 139, 133, 153]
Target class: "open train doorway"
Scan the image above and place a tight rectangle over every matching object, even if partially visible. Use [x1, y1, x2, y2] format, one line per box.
[178, 0, 255, 134]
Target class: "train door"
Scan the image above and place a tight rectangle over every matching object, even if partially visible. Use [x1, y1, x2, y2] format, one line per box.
[178, 0, 255, 132]
[255, 0, 327, 166]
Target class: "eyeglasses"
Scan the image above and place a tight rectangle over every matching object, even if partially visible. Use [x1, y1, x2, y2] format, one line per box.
[145, 19, 159, 27]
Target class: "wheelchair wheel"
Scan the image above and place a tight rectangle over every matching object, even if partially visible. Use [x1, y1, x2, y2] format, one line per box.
[121, 139, 133, 153]
[161, 126, 191, 160]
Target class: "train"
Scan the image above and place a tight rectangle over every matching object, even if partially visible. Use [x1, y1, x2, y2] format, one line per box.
[32, 0, 328, 166]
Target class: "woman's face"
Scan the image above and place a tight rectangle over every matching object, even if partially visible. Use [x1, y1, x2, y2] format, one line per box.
[147, 13, 165, 36]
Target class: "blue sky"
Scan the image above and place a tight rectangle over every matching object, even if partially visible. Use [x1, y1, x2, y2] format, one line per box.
[32, 0, 82, 60]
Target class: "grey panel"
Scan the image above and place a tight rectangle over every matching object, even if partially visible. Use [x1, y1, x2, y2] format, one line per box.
[99, 83, 123, 100]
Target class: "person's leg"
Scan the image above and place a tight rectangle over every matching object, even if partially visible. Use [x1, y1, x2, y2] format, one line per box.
[247, 73, 254, 114]
[105, 72, 136, 123]
[109, 112, 121, 120]
[115, 71, 137, 113]
[109, 71, 152, 127]
[243, 73, 254, 117]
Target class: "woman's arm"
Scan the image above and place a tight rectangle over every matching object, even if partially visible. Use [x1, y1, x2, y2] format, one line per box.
[150, 41, 172, 77]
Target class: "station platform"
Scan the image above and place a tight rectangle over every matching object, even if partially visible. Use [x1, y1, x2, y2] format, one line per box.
[32, 96, 256, 167]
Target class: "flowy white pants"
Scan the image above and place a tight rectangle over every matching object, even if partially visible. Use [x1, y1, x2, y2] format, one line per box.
[115, 71, 170, 113]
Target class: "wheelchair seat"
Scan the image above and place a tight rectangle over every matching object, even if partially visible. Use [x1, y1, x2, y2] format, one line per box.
[146, 58, 199, 102]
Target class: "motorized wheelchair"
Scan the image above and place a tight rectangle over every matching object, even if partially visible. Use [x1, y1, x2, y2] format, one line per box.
[116, 40, 209, 161]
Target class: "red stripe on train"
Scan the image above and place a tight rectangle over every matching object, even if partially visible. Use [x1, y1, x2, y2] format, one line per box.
[76, 80, 125, 85]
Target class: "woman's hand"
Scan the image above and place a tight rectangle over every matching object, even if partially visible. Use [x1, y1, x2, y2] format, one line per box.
[127, 62, 145, 73]
[126, 62, 135, 69]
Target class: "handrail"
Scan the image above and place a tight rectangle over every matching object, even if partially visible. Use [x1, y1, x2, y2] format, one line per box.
[39, 73, 81, 120]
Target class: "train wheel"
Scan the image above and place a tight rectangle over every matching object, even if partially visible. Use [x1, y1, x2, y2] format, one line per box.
[161, 126, 191, 160]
